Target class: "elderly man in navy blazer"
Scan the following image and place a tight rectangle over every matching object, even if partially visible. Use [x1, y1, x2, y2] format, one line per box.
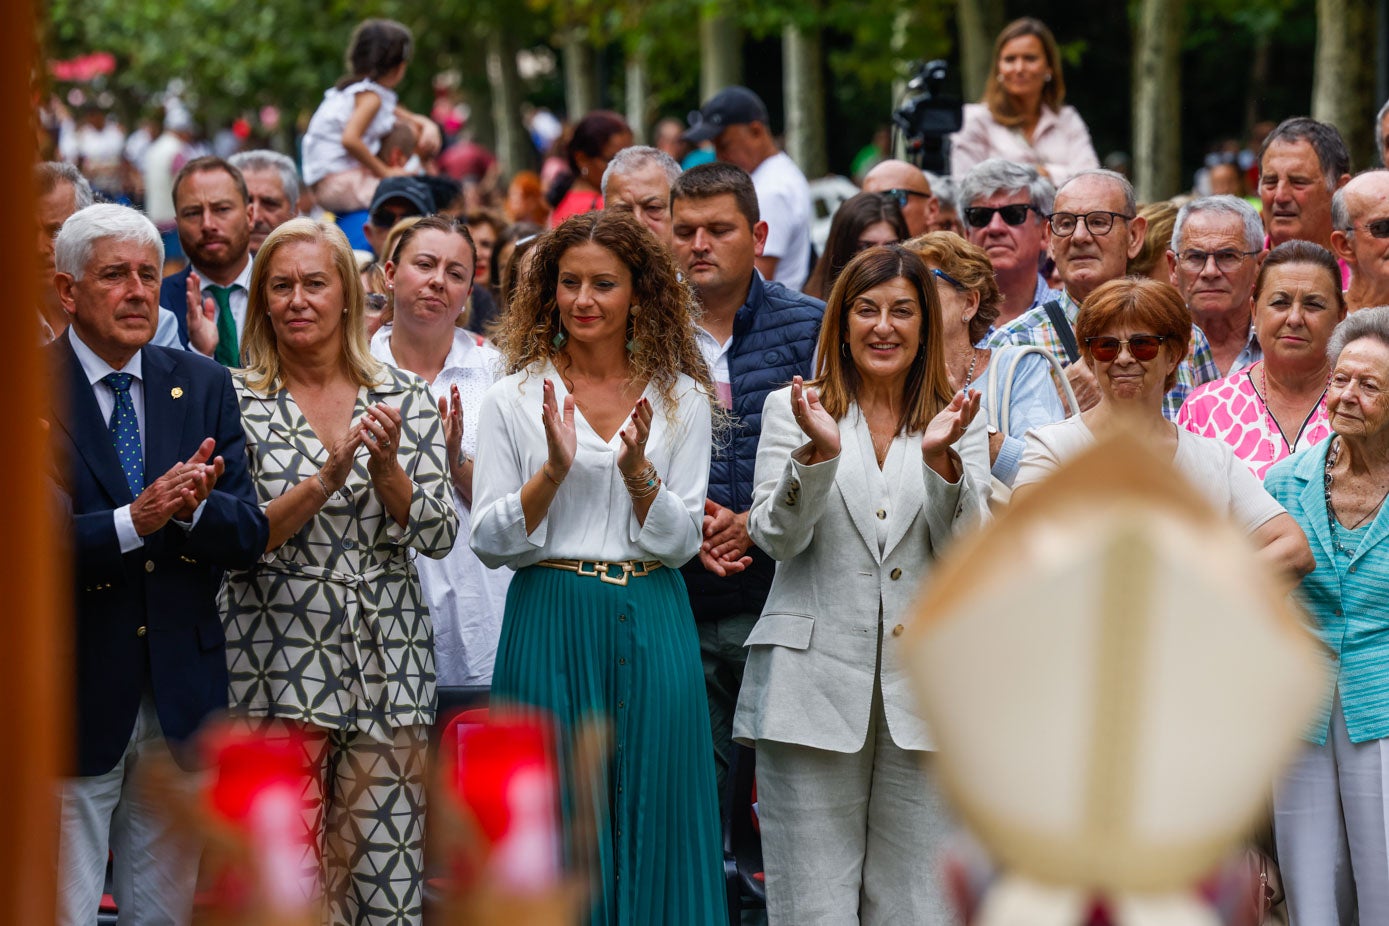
[48, 203, 268, 925]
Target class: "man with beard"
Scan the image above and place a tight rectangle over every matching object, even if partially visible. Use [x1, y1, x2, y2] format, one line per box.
[227, 150, 299, 255]
[158, 157, 252, 366]
[959, 158, 1058, 327]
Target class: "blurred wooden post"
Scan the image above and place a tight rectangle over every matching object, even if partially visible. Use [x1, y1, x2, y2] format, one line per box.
[2, 5, 64, 923]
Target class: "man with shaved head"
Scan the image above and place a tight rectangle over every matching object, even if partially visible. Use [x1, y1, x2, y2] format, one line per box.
[861, 159, 939, 238]
[1332, 170, 1389, 312]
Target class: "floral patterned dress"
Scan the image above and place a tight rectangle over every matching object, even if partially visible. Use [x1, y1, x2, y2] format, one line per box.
[1176, 364, 1331, 480]
[221, 366, 458, 739]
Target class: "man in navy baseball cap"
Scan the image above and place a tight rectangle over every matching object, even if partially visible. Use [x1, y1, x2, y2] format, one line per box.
[683, 86, 813, 292]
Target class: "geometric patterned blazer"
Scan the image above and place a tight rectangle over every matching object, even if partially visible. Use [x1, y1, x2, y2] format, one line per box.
[220, 366, 458, 742]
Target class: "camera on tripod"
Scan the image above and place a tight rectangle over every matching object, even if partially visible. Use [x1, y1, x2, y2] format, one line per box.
[892, 59, 963, 174]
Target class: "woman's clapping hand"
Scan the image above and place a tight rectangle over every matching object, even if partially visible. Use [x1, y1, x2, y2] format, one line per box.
[790, 376, 840, 465]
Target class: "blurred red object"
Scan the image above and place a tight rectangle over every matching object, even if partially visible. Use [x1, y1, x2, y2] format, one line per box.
[442, 709, 561, 894]
[203, 726, 317, 915]
[50, 53, 116, 82]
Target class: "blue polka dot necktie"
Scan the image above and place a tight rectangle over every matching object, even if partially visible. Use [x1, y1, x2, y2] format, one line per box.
[103, 372, 144, 499]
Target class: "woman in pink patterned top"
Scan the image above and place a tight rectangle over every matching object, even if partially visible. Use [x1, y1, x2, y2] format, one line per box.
[1178, 241, 1346, 478]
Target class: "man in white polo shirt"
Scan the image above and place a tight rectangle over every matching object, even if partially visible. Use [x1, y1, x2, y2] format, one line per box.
[684, 86, 814, 291]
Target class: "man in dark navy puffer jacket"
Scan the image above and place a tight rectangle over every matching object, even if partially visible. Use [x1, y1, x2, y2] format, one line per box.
[671, 163, 824, 797]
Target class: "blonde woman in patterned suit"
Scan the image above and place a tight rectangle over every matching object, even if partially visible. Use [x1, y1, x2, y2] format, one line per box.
[221, 218, 458, 926]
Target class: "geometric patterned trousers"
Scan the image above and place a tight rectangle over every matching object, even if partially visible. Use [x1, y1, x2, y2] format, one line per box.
[252, 718, 429, 926]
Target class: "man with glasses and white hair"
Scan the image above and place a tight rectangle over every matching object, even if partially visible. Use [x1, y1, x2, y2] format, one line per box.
[861, 158, 939, 237]
[602, 145, 682, 248]
[959, 157, 1058, 326]
[1167, 195, 1266, 375]
[48, 203, 267, 926]
[987, 168, 1218, 418]
[1331, 170, 1389, 313]
[228, 149, 300, 254]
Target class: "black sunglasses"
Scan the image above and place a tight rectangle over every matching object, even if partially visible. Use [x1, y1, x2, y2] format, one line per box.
[1348, 218, 1389, 239]
[963, 204, 1039, 228]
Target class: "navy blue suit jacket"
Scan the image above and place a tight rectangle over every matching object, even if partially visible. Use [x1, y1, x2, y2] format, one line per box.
[159, 265, 193, 348]
[49, 335, 268, 776]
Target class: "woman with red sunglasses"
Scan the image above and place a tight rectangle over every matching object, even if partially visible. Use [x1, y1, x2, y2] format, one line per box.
[1013, 276, 1314, 582]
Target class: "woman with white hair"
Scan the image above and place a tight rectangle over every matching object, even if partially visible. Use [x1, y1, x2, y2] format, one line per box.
[1267, 306, 1389, 924]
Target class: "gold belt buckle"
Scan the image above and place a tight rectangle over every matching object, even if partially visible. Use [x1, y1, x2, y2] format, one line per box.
[575, 560, 601, 578]
[598, 562, 631, 586]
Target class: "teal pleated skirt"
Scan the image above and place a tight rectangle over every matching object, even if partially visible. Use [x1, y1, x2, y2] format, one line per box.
[491, 564, 726, 925]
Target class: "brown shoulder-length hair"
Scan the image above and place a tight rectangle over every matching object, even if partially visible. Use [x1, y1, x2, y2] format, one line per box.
[803, 192, 909, 300]
[492, 210, 714, 414]
[1075, 277, 1191, 393]
[810, 245, 955, 435]
[242, 217, 385, 393]
[982, 17, 1066, 127]
[904, 231, 1003, 345]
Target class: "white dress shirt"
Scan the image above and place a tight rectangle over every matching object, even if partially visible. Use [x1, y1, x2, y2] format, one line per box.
[191, 258, 252, 355]
[370, 325, 511, 686]
[68, 327, 145, 552]
[470, 362, 713, 569]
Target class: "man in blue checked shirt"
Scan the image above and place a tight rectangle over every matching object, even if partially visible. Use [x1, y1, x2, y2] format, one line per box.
[986, 169, 1218, 419]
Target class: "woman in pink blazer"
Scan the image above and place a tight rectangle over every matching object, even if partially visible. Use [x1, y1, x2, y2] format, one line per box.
[951, 17, 1099, 188]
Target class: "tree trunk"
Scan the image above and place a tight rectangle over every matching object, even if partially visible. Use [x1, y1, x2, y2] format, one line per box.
[563, 29, 599, 119]
[1244, 28, 1272, 140]
[956, 0, 1006, 103]
[783, 21, 827, 178]
[1132, 0, 1184, 201]
[891, 7, 914, 160]
[486, 31, 533, 176]
[699, 9, 742, 102]
[625, 43, 651, 144]
[1313, 0, 1379, 171]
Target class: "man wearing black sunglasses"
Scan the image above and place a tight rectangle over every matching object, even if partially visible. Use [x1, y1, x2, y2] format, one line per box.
[959, 158, 1058, 326]
[861, 159, 938, 237]
[1331, 170, 1389, 313]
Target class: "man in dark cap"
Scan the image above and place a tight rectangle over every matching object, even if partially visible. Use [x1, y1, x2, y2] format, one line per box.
[685, 86, 813, 291]
[363, 176, 436, 258]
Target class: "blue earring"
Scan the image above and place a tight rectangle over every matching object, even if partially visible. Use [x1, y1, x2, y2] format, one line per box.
[552, 329, 568, 349]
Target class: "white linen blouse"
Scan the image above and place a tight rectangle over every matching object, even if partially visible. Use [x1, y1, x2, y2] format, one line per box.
[470, 362, 713, 569]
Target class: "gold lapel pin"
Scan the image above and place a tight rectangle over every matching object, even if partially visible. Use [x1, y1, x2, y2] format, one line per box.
[171, 386, 184, 399]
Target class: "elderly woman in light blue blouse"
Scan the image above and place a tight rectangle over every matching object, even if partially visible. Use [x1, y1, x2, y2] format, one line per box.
[908, 232, 1069, 486]
[1266, 305, 1389, 926]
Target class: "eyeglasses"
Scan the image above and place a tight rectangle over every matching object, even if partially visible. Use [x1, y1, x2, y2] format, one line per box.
[880, 188, 932, 210]
[963, 204, 1039, 228]
[1174, 248, 1260, 273]
[1083, 334, 1168, 362]
[1048, 211, 1133, 237]
[931, 267, 964, 289]
[1346, 218, 1389, 239]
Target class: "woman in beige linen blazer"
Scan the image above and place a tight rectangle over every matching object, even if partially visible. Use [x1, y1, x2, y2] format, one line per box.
[733, 245, 989, 925]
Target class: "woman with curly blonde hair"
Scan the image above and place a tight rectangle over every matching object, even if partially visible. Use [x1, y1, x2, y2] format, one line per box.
[470, 210, 725, 924]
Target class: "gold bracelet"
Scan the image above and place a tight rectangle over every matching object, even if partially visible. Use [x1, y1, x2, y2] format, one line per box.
[627, 477, 661, 500]
[542, 462, 564, 487]
[622, 463, 660, 497]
